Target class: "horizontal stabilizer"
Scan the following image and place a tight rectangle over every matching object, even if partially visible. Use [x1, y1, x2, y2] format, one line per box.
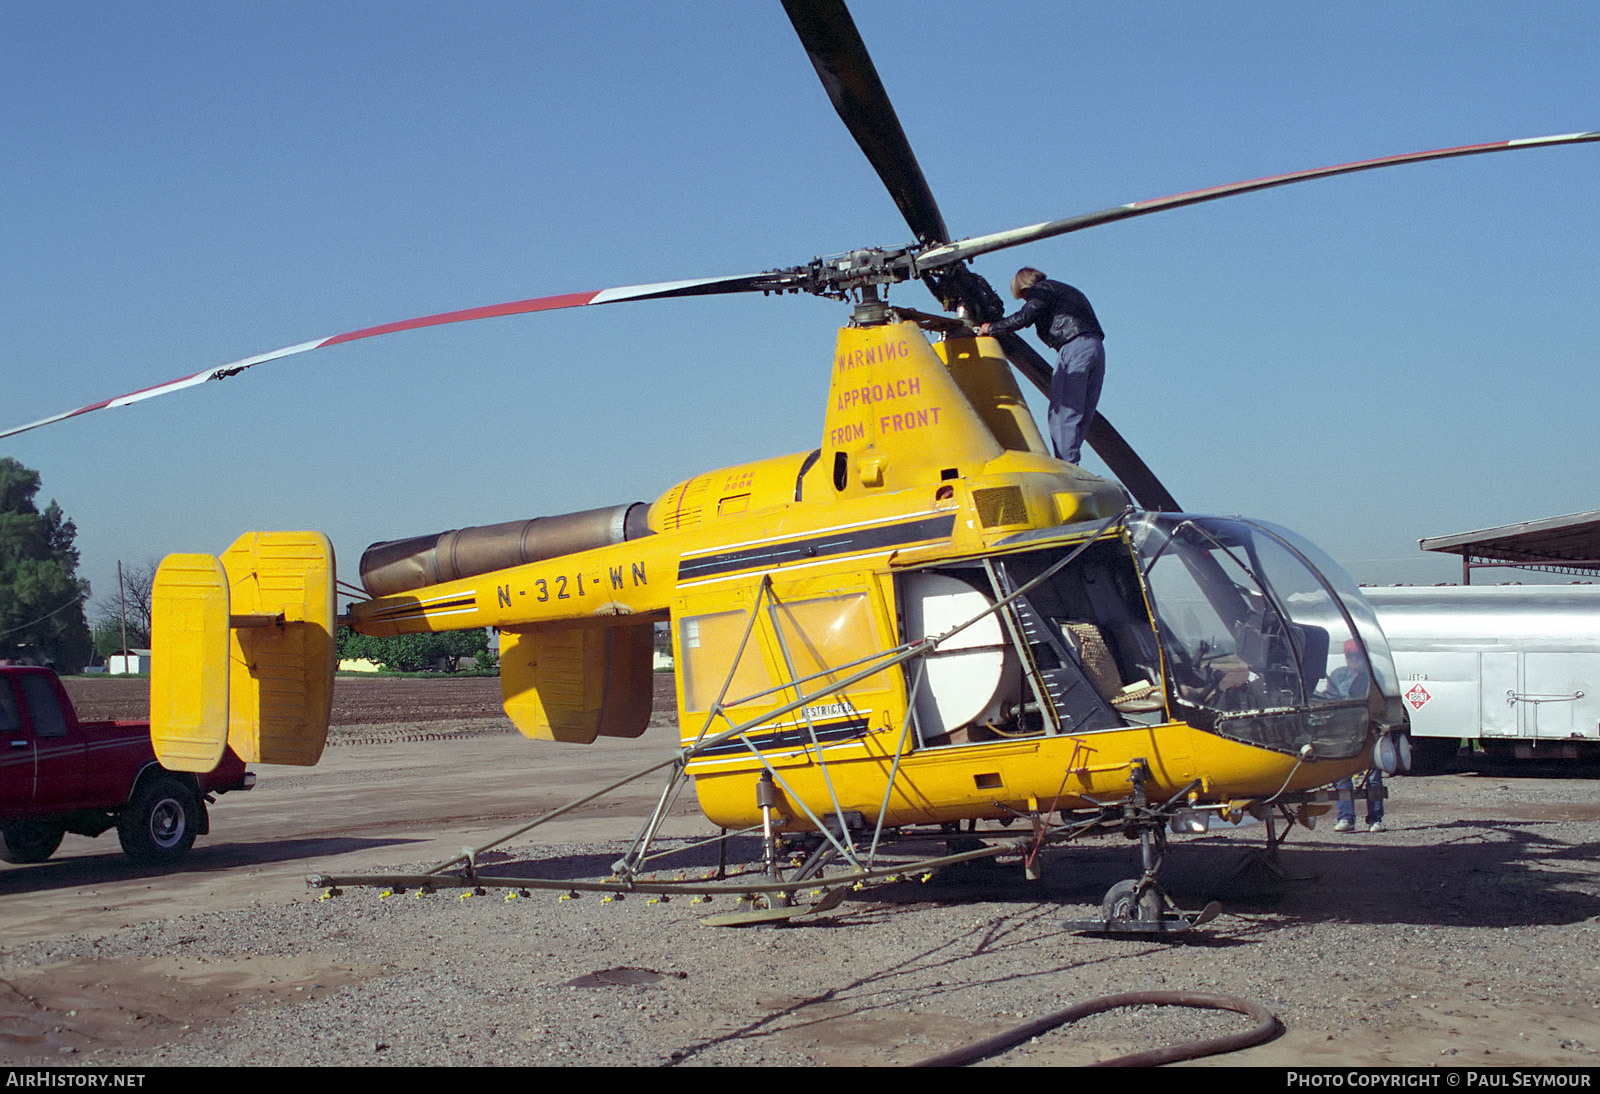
[501, 622, 653, 743]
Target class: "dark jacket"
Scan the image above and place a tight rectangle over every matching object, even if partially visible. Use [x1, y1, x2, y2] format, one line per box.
[986, 279, 1103, 350]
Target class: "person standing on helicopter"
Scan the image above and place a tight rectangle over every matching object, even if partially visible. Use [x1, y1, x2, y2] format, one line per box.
[977, 267, 1105, 465]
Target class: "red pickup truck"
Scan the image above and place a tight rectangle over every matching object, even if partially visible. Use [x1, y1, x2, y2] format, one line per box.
[0, 666, 253, 865]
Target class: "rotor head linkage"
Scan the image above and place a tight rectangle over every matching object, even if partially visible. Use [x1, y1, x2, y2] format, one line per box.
[850, 283, 892, 326]
[773, 244, 919, 301]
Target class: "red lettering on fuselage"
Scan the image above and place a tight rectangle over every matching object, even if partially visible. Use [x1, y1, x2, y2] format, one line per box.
[879, 406, 942, 434]
[834, 340, 910, 374]
[834, 374, 922, 411]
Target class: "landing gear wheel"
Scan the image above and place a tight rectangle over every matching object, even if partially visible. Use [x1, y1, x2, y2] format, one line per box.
[1062, 763, 1222, 934]
[118, 776, 199, 865]
[0, 820, 65, 864]
[1069, 877, 1220, 934]
[1102, 878, 1162, 922]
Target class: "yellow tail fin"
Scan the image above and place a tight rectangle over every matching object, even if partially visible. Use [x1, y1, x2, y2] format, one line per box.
[150, 554, 231, 771]
[151, 532, 337, 770]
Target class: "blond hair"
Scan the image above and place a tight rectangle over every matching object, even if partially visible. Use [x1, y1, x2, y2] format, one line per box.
[1011, 267, 1046, 299]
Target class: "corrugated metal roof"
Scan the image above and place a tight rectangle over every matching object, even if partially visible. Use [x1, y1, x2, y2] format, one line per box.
[1420, 509, 1600, 570]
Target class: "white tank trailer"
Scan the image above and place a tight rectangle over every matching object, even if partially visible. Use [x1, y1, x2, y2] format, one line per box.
[1363, 585, 1600, 772]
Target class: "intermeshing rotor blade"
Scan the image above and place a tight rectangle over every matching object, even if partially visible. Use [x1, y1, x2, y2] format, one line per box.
[0, 272, 786, 440]
[781, 0, 1004, 325]
[993, 331, 1180, 512]
[782, 0, 1179, 508]
[1082, 416, 1180, 514]
[918, 131, 1600, 271]
[954, 130, 1595, 507]
[779, 0, 1178, 499]
[781, 0, 949, 247]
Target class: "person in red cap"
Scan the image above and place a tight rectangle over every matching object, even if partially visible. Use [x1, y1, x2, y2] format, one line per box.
[1329, 638, 1385, 832]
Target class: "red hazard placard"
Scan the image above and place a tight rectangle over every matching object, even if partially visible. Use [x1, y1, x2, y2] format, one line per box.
[1406, 683, 1432, 710]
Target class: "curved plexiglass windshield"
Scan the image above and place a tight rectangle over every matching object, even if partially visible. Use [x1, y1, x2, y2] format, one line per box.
[1130, 514, 1373, 759]
[1255, 519, 1406, 729]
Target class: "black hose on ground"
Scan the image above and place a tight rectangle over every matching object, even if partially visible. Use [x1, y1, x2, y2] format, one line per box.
[911, 990, 1279, 1067]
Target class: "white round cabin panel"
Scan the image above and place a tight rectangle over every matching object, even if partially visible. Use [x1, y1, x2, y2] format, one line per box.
[900, 572, 1017, 736]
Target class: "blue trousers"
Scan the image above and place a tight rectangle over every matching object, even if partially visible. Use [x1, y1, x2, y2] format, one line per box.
[1336, 771, 1384, 824]
[1049, 335, 1105, 465]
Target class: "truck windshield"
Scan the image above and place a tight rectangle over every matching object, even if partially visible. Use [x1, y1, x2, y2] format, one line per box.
[18, 674, 68, 738]
[0, 680, 17, 732]
[1131, 514, 1372, 760]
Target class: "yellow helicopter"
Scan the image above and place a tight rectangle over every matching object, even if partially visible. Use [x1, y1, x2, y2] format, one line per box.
[7, 1, 1595, 929]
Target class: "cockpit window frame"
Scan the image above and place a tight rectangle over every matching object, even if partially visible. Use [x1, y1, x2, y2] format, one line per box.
[1130, 513, 1374, 759]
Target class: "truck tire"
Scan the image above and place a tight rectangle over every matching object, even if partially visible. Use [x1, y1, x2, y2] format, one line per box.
[118, 776, 198, 865]
[0, 821, 65, 864]
[1406, 735, 1460, 777]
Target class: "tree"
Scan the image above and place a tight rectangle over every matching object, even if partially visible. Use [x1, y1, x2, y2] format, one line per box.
[0, 459, 92, 672]
[90, 560, 155, 653]
[92, 618, 135, 660]
[337, 626, 490, 673]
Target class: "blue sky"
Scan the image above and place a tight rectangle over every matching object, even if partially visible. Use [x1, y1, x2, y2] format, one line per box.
[3, 0, 1597, 611]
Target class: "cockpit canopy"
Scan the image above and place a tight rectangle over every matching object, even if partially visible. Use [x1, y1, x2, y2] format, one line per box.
[1131, 514, 1403, 759]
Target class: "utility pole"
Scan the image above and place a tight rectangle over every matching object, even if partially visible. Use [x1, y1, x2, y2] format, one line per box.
[118, 560, 128, 673]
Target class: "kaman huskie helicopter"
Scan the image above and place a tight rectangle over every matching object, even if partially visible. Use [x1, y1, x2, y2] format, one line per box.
[7, 1, 1595, 929]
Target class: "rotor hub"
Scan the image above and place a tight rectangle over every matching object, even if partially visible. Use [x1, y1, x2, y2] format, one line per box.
[850, 284, 892, 325]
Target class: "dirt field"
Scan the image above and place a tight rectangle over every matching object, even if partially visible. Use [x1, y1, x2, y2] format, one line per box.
[4, 676, 1599, 1067]
[60, 672, 533, 729]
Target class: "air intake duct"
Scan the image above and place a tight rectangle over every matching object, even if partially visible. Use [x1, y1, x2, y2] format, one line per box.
[359, 502, 652, 598]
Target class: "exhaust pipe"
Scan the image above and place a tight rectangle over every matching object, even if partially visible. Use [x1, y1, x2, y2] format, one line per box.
[359, 502, 652, 598]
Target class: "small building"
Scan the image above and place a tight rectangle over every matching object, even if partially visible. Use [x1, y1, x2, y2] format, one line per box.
[109, 648, 153, 675]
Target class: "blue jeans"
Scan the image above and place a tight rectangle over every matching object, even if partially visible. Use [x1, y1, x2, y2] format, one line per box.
[1048, 335, 1105, 465]
[1336, 771, 1384, 824]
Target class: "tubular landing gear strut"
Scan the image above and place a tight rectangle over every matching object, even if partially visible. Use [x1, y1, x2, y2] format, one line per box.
[1063, 762, 1221, 935]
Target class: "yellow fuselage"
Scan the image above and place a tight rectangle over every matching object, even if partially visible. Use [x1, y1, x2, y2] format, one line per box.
[345, 323, 1369, 830]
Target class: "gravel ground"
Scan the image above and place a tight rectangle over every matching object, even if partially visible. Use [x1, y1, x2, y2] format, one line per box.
[5, 748, 1600, 1067]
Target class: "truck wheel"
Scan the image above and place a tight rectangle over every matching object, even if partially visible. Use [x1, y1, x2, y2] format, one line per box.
[118, 776, 198, 865]
[1405, 735, 1460, 777]
[0, 821, 65, 864]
